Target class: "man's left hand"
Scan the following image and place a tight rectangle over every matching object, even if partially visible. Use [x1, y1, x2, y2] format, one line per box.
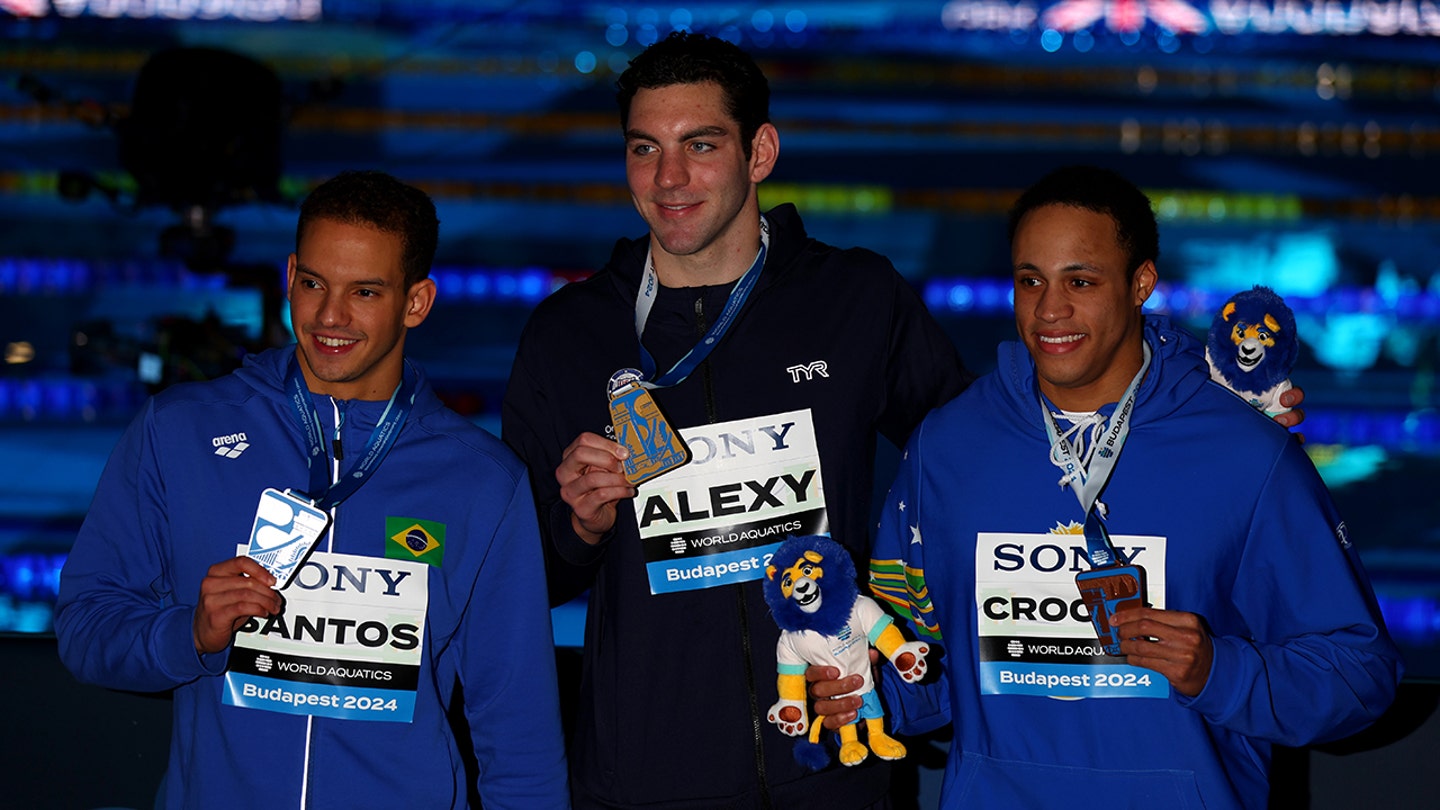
[1272, 384, 1305, 431]
[1109, 606, 1214, 697]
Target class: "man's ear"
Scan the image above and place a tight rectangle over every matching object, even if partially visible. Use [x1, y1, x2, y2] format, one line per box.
[1133, 260, 1158, 307]
[284, 254, 298, 301]
[748, 122, 779, 185]
[404, 278, 437, 328]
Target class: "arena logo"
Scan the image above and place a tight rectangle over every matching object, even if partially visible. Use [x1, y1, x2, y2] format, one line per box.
[212, 432, 250, 459]
[940, 0, 1440, 35]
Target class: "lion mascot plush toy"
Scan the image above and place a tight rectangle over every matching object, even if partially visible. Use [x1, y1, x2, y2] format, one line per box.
[1205, 285, 1298, 417]
[762, 534, 929, 770]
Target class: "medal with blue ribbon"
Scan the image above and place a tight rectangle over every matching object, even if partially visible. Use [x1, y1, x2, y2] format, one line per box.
[1040, 342, 1151, 655]
[607, 217, 770, 485]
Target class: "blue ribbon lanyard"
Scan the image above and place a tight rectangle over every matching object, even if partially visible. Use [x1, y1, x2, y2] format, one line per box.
[286, 356, 417, 512]
[1039, 341, 1151, 568]
[633, 217, 770, 389]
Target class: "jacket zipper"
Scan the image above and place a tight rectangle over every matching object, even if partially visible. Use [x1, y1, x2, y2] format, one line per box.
[696, 293, 772, 809]
[299, 397, 345, 808]
[695, 296, 719, 424]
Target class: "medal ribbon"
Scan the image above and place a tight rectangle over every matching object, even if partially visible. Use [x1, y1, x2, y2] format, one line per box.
[633, 217, 770, 389]
[1039, 341, 1151, 568]
[286, 355, 417, 511]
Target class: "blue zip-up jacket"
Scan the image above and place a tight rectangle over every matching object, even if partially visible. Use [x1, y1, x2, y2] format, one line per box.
[872, 317, 1401, 809]
[56, 347, 569, 809]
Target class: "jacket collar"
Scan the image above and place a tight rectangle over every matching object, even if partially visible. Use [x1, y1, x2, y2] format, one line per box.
[236, 346, 442, 421]
[996, 314, 1209, 427]
[605, 202, 807, 297]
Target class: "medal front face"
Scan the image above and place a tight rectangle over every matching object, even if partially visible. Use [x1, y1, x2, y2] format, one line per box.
[246, 488, 330, 589]
[1075, 563, 1147, 656]
[608, 379, 690, 485]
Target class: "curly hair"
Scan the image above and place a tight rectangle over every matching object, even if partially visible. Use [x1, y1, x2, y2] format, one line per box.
[616, 31, 771, 160]
[1006, 165, 1159, 281]
[295, 171, 439, 288]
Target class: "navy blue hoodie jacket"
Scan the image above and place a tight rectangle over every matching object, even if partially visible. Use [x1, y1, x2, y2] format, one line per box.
[503, 204, 971, 808]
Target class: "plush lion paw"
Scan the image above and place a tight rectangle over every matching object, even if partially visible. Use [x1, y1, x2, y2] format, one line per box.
[891, 640, 930, 682]
[839, 740, 870, 767]
[868, 731, 907, 761]
[767, 699, 809, 737]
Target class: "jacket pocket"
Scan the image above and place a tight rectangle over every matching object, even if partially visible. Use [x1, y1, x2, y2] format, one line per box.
[950, 751, 1208, 809]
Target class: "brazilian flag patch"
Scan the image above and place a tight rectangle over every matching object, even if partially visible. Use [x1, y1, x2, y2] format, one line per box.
[386, 516, 446, 567]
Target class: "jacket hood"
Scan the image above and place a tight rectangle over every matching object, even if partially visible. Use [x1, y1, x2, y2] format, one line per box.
[992, 314, 1209, 426]
[231, 346, 442, 418]
[235, 346, 295, 396]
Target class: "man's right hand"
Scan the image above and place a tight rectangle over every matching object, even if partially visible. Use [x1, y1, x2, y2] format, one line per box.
[193, 556, 281, 655]
[806, 663, 868, 731]
[557, 432, 636, 545]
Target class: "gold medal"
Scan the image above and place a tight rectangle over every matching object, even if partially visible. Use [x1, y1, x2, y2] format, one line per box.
[608, 369, 690, 485]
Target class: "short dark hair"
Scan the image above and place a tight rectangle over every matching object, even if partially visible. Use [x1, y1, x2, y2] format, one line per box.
[295, 170, 439, 288]
[1006, 166, 1159, 279]
[616, 31, 771, 160]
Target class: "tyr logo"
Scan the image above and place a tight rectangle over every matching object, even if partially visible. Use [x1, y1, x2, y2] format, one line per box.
[786, 361, 829, 383]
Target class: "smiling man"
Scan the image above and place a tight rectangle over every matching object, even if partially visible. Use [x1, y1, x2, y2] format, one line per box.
[843, 165, 1402, 808]
[56, 171, 569, 809]
[502, 31, 973, 809]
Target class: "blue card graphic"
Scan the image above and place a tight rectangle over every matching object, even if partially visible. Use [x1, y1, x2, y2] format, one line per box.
[246, 488, 330, 589]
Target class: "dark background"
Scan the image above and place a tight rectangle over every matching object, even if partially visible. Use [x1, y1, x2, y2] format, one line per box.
[1, 1, 1437, 807]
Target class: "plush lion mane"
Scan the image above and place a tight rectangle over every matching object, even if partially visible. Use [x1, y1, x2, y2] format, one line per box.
[1206, 284, 1298, 393]
[763, 535, 860, 637]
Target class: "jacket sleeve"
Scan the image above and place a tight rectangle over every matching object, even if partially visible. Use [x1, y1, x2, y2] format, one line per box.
[1177, 439, 1403, 746]
[869, 427, 953, 736]
[876, 269, 973, 449]
[501, 334, 610, 607]
[54, 399, 226, 692]
[462, 474, 571, 809]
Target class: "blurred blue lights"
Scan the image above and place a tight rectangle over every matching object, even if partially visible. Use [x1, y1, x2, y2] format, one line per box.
[0, 256, 567, 305]
[923, 278, 1440, 325]
[593, 5, 818, 50]
[1304, 410, 1440, 451]
[429, 265, 559, 304]
[0, 551, 66, 634]
[0, 379, 145, 423]
[1377, 592, 1440, 645]
[0, 257, 227, 295]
